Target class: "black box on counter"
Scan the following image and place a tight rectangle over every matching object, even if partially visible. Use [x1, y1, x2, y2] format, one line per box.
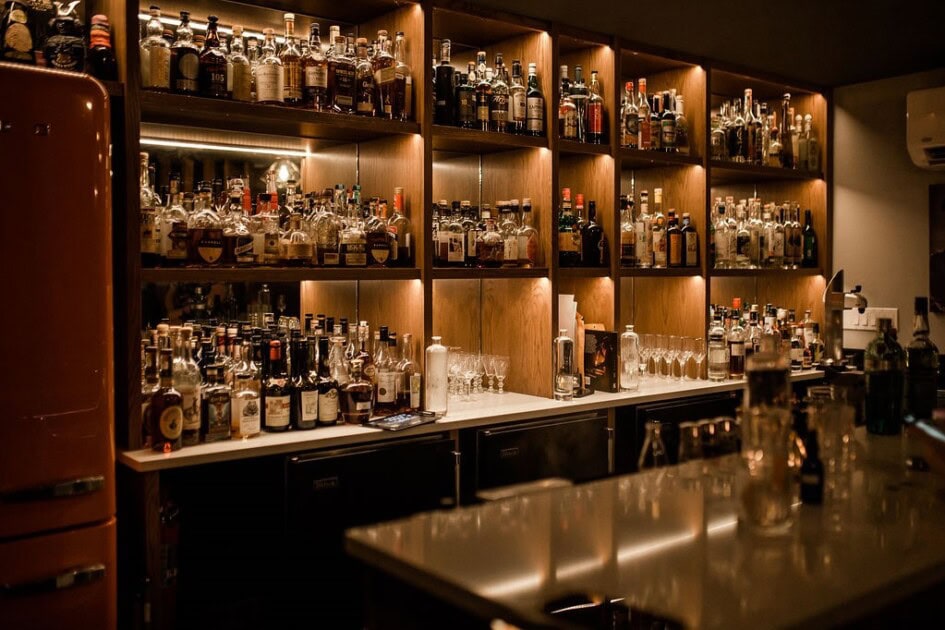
[584, 330, 618, 393]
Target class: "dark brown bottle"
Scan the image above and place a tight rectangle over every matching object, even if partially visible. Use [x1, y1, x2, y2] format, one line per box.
[150, 348, 183, 452]
[580, 201, 607, 267]
[262, 340, 291, 432]
[290, 338, 318, 430]
[666, 212, 683, 268]
[341, 359, 374, 424]
[87, 14, 118, 81]
[198, 15, 228, 98]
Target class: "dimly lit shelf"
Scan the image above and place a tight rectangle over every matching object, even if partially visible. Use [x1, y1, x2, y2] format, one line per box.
[558, 139, 611, 156]
[709, 160, 823, 184]
[431, 267, 549, 279]
[141, 267, 422, 283]
[432, 125, 547, 153]
[709, 268, 823, 278]
[619, 267, 703, 277]
[140, 91, 420, 142]
[618, 148, 703, 169]
[558, 267, 611, 278]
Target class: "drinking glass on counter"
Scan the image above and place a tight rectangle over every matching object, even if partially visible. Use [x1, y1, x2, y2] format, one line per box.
[805, 385, 856, 477]
[639, 334, 654, 379]
[691, 337, 706, 380]
[494, 355, 510, 393]
[679, 337, 695, 380]
[738, 406, 794, 535]
[483, 354, 496, 392]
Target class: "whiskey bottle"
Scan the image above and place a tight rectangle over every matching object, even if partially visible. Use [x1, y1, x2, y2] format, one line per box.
[651, 188, 666, 268]
[201, 365, 232, 442]
[301, 22, 328, 110]
[660, 92, 676, 151]
[801, 209, 818, 268]
[490, 54, 510, 133]
[509, 60, 527, 134]
[314, 195, 341, 265]
[681, 212, 699, 268]
[525, 62, 544, 136]
[282, 213, 313, 265]
[279, 13, 303, 105]
[341, 359, 374, 424]
[387, 187, 413, 267]
[174, 326, 202, 446]
[675, 94, 690, 155]
[263, 340, 291, 432]
[255, 28, 284, 104]
[290, 338, 318, 430]
[667, 211, 683, 268]
[581, 201, 607, 267]
[433, 39, 455, 125]
[87, 14, 118, 80]
[569, 65, 589, 142]
[354, 37, 375, 116]
[231, 372, 261, 439]
[227, 26, 252, 102]
[372, 30, 395, 118]
[517, 198, 540, 267]
[329, 35, 356, 113]
[478, 208, 503, 267]
[340, 204, 367, 267]
[187, 183, 224, 265]
[198, 15, 227, 98]
[456, 62, 477, 128]
[906, 297, 940, 420]
[558, 188, 580, 267]
[396, 333, 420, 412]
[374, 327, 398, 414]
[140, 5, 170, 90]
[474, 51, 491, 131]
[366, 200, 392, 267]
[139, 152, 162, 266]
[150, 348, 184, 453]
[621, 81, 638, 149]
[619, 195, 635, 267]
[587, 71, 605, 144]
[170, 11, 198, 94]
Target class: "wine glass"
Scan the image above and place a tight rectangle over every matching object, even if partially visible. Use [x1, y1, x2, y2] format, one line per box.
[493, 355, 510, 393]
[679, 337, 695, 380]
[666, 336, 681, 380]
[474, 354, 486, 394]
[483, 354, 496, 392]
[463, 353, 479, 401]
[691, 337, 706, 380]
[447, 349, 463, 397]
[655, 334, 668, 378]
[638, 334, 652, 379]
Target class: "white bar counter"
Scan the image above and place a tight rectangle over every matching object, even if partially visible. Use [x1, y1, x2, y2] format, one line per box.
[118, 370, 823, 472]
[346, 430, 945, 628]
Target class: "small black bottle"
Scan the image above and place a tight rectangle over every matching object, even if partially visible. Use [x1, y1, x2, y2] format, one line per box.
[800, 430, 824, 505]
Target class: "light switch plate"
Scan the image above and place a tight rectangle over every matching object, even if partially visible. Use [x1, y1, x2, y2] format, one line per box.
[843, 307, 899, 332]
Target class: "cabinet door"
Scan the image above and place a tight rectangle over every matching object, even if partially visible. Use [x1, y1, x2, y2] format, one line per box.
[0, 518, 116, 630]
[0, 65, 113, 538]
[473, 413, 609, 492]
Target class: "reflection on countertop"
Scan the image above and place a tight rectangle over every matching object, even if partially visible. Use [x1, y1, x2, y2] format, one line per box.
[346, 429, 945, 629]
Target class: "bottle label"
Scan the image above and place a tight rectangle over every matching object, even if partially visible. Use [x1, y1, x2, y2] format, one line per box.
[588, 103, 603, 134]
[561, 108, 578, 139]
[661, 119, 676, 147]
[634, 220, 650, 262]
[140, 210, 161, 255]
[638, 118, 651, 149]
[300, 390, 319, 422]
[306, 64, 328, 89]
[255, 65, 285, 102]
[234, 235, 255, 260]
[624, 113, 639, 146]
[377, 371, 397, 403]
[333, 67, 355, 108]
[772, 232, 784, 257]
[370, 243, 390, 264]
[232, 64, 252, 101]
[477, 97, 490, 124]
[458, 91, 475, 123]
[357, 77, 375, 114]
[233, 397, 260, 436]
[174, 50, 199, 91]
[558, 231, 578, 252]
[503, 236, 518, 262]
[410, 373, 421, 409]
[620, 230, 635, 263]
[191, 228, 225, 264]
[265, 395, 291, 427]
[730, 341, 745, 357]
[447, 233, 465, 262]
[206, 391, 232, 440]
[652, 230, 666, 265]
[148, 47, 171, 88]
[708, 346, 728, 364]
[285, 241, 313, 260]
[356, 401, 372, 411]
[283, 61, 303, 100]
[466, 229, 478, 257]
[180, 387, 200, 431]
[512, 91, 526, 122]
[669, 234, 682, 265]
[159, 406, 183, 440]
[685, 232, 698, 266]
[526, 96, 544, 130]
[318, 387, 338, 423]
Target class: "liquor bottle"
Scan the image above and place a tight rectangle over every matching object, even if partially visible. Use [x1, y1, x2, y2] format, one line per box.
[675, 94, 690, 155]
[277, 13, 302, 104]
[226, 25, 251, 102]
[490, 54, 510, 132]
[728, 98, 745, 162]
[282, 213, 312, 265]
[301, 22, 328, 110]
[424, 336, 448, 414]
[196, 15, 228, 98]
[1, 0, 34, 63]
[187, 182, 223, 265]
[86, 14, 118, 80]
[316, 338, 340, 426]
[139, 6, 170, 89]
[790, 325, 804, 371]
[805, 114, 820, 172]
[174, 327, 202, 446]
[263, 340, 291, 432]
[509, 60, 527, 134]
[340, 203, 367, 267]
[231, 372, 261, 439]
[808, 322, 825, 365]
[139, 152, 162, 266]
[396, 333, 420, 412]
[667, 211, 683, 268]
[341, 359, 374, 424]
[619, 325, 641, 392]
[634, 190, 652, 268]
[355, 322, 376, 384]
[581, 201, 607, 267]
[499, 202, 519, 267]
[170, 11, 198, 94]
[329, 35, 355, 113]
[707, 316, 729, 381]
[587, 70, 605, 144]
[385, 187, 412, 267]
[255, 28, 284, 104]
[865, 318, 905, 435]
[558, 188, 581, 267]
[569, 65, 588, 142]
[780, 93, 794, 168]
[290, 338, 317, 430]
[525, 62, 545, 137]
[150, 349, 183, 452]
[558, 85, 578, 141]
[651, 188, 666, 268]
[728, 316, 746, 378]
[456, 62, 476, 128]
[462, 201, 481, 268]
[660, 92, 676, 151]
[41, 1, 84, 71]
[681, 212, 699, 268]
[372, 30, 395, 118]
[433, 39, 455, 125]
[200, 365, 232, 442]
[141, 345, 160, 446]
[392, 31, 411, 121]
[475, 51, 491, 131]
[517, 198, 540, 267]
[637, 79, 651, 150]
[650, 94, 662, 151]
[906, 297, 940, 420]
[619, 195, 635, 267]
[374, 327, 398, 414]
[620, 82, 638, 149]
[314, 194, 341, 266]
[734, 203, 750, 268]
[478, 208, 503, 267]
[354, 37, 375, 116]
[553, 329, 576, 401]
[800, 208, 818, 268]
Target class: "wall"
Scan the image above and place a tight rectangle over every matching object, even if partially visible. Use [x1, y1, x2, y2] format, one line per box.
[833, 68, 945, 349]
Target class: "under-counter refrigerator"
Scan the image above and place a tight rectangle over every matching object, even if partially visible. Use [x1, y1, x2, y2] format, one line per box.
[0, 62, 116, 629]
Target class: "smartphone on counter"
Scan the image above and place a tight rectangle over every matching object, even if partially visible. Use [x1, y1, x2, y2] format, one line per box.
[367, 411, 439, 432]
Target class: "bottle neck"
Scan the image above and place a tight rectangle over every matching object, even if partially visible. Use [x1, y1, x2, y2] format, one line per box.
[914, 311, 931, 338]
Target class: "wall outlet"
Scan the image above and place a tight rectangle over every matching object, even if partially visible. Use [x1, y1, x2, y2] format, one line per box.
[843, 307, 899, 332]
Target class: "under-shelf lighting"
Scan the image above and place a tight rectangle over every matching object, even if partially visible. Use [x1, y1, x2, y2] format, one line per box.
[140, 137, 310, 158]
[138, 13, 275, 44]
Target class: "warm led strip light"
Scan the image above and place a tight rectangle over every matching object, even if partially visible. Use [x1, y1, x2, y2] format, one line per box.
[140, 137, 310, 158]
[138, 13, 281, 43]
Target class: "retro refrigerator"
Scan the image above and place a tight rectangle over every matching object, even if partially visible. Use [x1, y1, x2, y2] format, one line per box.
[0, 63, 116, 629]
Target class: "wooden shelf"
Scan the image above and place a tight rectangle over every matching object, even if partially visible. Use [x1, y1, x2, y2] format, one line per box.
[99, 80, 123, 97]
[618, 148, 703, 169]
[558, 267, 611, 278]
[432, 267, 549, 279]
[709, 160, 823, 183]
[620, 267, 703, 277]
[432, 125, 547, 153]
[141, 267, 422, 283]
[709, 268, 824, 278]
[140, 91, 420, 143]
[559, 139, 612, 156]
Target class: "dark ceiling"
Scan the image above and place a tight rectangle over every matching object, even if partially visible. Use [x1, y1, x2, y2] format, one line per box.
[474, 0, 945, 88]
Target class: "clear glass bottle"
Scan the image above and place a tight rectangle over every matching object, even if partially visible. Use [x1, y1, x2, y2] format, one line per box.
[279, 13, 303, 105]
[554, 329, 576, 401]
[392, 32, 411, 121]
[396, 333, 420, 412]
[509, 59, 527, 134]
[516, 198, 540, 267]
[255, 28, 284, 104]
[734, 203, 751, 268]
[478, 209, 503, 268]
[675, 94, 690, 155]
[728, 316, 746, 378]
[354, 37, 375, 116]
[621, 81, 639, 149]
[619, 325, 641, 392]
[139, 152, 162, 265]
[340, 204, 367, 267]
[525, 62, 544, 136]
[499, 202, 520, 267]
[227, 25, 252, 102]
[140, 5, 170, 91]
[200, 365, 232, 442]
[372, 30, 395, 119]
[638, 420, 668, 469]
[170, 11, 199, 94]
[865, 318, 905, 435]
[315, 194, 342, 266]
[634, 190, 652, 268]
[490, 54, 510, 133]
[302, 22, 328, 110]
[587, 70, 605, 144]
[282, 213, 312, 266]
[329, 35, 356, 113]
[906, 297, 939, 420]
[174, 327, 202, 446]
[707, 315, 730, 381]
[424, 336, 448, 414]
[231, 372, 261, 439]
[650, 188, 666, 268]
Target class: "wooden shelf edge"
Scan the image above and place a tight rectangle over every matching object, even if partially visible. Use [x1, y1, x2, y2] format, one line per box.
[618, 148, 703, 168]
[708, 159, 823, 182]
[141, 267, 423, 282]
[619, 268, 703, 278]
[558, 139, 612, 156]
[432, 125, 548, 153]
[431, 267, 549, 279]
[558, 267, 611, 278]
[708, 268, 824, 278]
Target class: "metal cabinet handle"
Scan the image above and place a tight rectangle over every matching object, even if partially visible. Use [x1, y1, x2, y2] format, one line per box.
[2, 563, 106, 597]
[1, 475, 105, 503]
[452, 450, 461, 507]
[607, 427, 615, 475]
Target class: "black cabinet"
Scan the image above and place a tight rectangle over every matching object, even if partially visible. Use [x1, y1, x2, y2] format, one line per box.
[459, 412, 610, 502]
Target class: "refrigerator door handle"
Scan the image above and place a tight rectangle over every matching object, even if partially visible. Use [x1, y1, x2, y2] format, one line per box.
[1, 563, 106, 596]
[1, 475, 105, 503]
[452, 450, 461, 507]
[607, 427, 615, 475]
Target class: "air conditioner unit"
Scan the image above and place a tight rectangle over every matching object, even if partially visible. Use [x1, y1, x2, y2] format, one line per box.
[907, 86, 945, 169]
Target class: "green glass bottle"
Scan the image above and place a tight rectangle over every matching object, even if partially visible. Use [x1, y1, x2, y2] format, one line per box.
[865, 317, 905, 435]
[906, 297, 940, 420]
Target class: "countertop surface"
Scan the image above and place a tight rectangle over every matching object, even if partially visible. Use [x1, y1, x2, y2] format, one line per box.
[118, 371, 824, 472]
[346, 430, 945, 629]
